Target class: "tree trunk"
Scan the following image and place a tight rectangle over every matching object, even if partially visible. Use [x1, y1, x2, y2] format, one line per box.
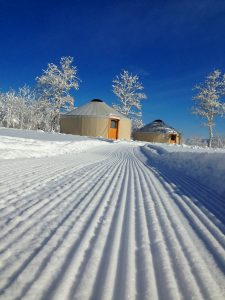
[51, 114, 59, 132]
[51, 117, 56, 132]
[208, 125, 213, 147]
[20, 114, 24, 129]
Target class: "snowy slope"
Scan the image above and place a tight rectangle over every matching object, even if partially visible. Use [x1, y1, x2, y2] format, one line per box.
[142, 143, 225, 196]
[0, 129, 225, 300]
[0, 128, 111, 159]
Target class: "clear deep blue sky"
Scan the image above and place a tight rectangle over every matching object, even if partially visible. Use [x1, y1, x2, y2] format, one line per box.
[0, 0, 225, 138]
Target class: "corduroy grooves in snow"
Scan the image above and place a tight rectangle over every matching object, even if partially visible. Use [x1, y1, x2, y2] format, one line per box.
[0, 128, 225, 300]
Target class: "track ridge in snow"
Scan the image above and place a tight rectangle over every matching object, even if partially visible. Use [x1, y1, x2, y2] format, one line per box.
[138, 146, 225, 228]
[0, 144, 224, 300]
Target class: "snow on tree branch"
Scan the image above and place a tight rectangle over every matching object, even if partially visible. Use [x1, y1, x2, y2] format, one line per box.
[0, 86, 38, 130]
[112, 70, 147, 130]
[192, 69, 225, 147]
[36, 56, 80, 132]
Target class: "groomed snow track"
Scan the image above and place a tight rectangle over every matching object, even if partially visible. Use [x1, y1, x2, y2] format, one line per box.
[0, 144, 224, 300]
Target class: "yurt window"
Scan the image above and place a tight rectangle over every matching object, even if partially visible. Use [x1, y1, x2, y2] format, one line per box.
[110, 120, 118, 128]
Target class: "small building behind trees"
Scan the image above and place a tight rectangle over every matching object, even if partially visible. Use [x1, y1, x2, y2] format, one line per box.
[60, 99, 131, 140]
[133, 119, 182, 144]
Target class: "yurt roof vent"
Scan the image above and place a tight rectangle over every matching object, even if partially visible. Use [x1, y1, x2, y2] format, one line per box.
[91, 99, 103, 102]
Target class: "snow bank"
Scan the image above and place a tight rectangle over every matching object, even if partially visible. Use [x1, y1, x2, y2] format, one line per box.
[0, 127, 110, 159]
[142, 143, 225, 196]
[0, 127, 92, 141]
[151, 142, 225, 153]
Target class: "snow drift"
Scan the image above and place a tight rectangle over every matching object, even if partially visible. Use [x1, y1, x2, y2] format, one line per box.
[0, 127, 110, 159]
[142, 143, 225, 197]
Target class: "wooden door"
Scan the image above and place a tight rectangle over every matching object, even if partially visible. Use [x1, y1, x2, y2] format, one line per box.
[108, 119, 119, 139]
[170, 134, 177, 144]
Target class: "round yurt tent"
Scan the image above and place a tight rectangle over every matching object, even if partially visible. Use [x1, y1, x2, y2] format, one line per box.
[60, 99, 131, 140]
[133, 119, 182, 144]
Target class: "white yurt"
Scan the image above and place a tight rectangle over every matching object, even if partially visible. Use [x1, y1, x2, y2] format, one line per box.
[133, 119, 182, 144]
[60, 99, 131, 140]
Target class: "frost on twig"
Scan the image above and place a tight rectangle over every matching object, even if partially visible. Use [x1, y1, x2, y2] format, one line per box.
[192, 69, 225, 147]
[36, 56, 80, 132]
[112, 70, 147, 130]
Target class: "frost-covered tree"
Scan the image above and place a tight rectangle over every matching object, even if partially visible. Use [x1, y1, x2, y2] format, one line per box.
[30, 98, 53, 131]
[36, 56, 80, 131]
[0, 90, 20, 128]
[0, 86, 40, 130]
[0, 84, 62, 132]
[17, 85, 36, 129]
[192, 70, 225, 147]
[112, 70, 147, 130]
[0, 93, 5, 125]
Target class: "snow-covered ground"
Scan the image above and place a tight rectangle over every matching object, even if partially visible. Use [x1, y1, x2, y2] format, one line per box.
[0, 128, 111, 159]
[0, 128, 225, 300]
[141, 142, 225, 196]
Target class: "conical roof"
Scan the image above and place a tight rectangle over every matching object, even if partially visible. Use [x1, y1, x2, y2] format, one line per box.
[64, 99, 129, 119]
[136, 119, 178, 134]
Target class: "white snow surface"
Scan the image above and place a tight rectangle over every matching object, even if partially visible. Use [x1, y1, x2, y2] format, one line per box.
[143, 142, 225, 196]
[0, 127, 110, 159]
[0, 128, 225, 300]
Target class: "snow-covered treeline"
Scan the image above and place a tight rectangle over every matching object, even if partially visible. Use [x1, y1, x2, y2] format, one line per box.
[185, 136, 225, 148]
[0, 56, 79, 132]
[0, 86, 53, 131]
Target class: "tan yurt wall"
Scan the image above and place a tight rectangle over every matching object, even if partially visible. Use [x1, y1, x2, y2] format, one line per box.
[177, 134, 182, 144]
[118, 118, 131, 140]
[133, 132, 182, 144]
[80, 117, 109, 138]
[60, 116, 109, 138]
[133, 132, 170, 143]
[60, 116, 82, 135]
[60, 116, 131, 139]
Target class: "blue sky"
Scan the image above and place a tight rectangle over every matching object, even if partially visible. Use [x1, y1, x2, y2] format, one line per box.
[0, 0, 225, 138]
